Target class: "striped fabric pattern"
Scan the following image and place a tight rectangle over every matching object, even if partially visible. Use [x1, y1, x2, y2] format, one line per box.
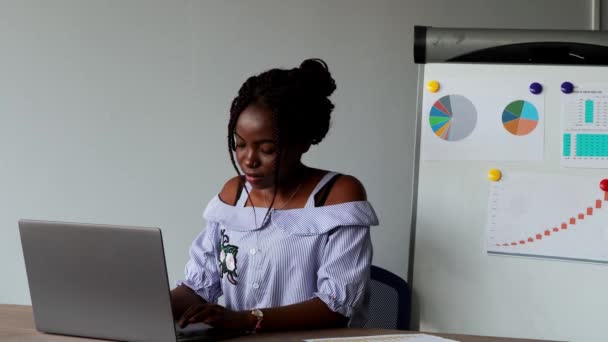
[177, 172, 379, 325]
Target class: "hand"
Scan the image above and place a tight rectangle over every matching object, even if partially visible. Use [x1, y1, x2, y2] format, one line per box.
[178, 303, 253, 331]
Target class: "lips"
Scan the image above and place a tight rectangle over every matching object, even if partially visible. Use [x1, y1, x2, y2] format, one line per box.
[245, 173, 264, 183]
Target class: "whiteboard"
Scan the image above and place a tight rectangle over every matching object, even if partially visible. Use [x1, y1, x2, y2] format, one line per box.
[413, 63, 608, 342]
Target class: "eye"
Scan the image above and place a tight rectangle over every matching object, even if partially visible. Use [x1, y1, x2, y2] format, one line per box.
[260, 148, 276, 155]
[260, 144, 276, 155]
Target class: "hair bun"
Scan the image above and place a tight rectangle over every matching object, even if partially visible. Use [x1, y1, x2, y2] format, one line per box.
[298, 58, 336, 98]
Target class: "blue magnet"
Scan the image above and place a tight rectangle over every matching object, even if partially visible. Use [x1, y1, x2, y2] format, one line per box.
[561, 81, 574, 94]
[529, 82, 542, 95]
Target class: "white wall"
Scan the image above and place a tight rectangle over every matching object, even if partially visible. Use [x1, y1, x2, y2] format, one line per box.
[0, 0, 594, 324]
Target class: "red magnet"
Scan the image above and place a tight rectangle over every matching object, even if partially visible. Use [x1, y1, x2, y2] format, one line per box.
[600, 179, 608, 192]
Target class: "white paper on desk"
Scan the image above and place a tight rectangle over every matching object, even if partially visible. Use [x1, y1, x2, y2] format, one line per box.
[303, 333, 460, 342]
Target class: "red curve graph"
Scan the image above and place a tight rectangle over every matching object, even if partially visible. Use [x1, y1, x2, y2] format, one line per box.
[496, 191, 608, 247]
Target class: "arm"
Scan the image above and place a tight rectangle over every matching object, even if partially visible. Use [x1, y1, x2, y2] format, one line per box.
[171, 222, 223, 320]
[170, 285, 206, 319]
[245, 298, 348, 331]
[180, 223, 372, 331]
[179, 296, 348, 330]
[253, 174, 369, 331]
[173, 177, 240, 321]
[179, 175, 372, 331]
[218, 176, 242, 205]
[323, 174, 367, 204]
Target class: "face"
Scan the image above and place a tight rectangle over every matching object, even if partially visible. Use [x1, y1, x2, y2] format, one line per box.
[234, 104, 305, 190]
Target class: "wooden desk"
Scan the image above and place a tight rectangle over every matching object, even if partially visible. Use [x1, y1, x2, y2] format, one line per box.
[0, 305, 556, 342]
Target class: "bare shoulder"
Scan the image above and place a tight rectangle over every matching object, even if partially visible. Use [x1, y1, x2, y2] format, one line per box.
[218, 176, 243, 206]
[324, 174, 367, 205]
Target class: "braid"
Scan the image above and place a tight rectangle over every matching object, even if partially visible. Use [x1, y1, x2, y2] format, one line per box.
[261, 108, 281, 223]
[228, 76, 259, 207]
[227, 111, 240, 176]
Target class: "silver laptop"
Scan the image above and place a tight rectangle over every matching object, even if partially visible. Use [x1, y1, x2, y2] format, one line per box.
[18, 219, 246, 342]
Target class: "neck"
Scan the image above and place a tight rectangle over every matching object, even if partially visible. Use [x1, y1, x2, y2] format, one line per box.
[280, 164, 306, 191]
[260, 164, 307, 200]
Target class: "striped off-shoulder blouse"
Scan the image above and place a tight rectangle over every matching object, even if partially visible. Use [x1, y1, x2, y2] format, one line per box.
[177, 171, 379, 326]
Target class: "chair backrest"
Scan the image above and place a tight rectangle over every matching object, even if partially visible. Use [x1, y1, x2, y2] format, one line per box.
[361, 265, 411, 330]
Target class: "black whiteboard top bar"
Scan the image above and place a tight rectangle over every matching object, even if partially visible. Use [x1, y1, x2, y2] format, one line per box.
[414, 26, 608, 65]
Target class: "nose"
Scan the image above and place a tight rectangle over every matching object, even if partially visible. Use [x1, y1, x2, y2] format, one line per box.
[243, 149, 260, 169]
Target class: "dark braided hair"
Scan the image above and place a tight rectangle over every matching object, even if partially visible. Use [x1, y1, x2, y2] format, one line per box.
[227, 58, 336, 216]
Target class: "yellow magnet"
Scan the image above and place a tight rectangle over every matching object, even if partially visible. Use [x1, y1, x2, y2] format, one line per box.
[426, 80, 440, 93]
[487, 169, 502, 182]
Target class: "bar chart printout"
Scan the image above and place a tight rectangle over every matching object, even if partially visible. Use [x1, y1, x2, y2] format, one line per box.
[561, 85, 608, 168]
[486, 172, 608, 263]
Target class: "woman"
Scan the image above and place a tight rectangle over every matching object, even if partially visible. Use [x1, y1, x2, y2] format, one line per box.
[170, 58, 379, 332]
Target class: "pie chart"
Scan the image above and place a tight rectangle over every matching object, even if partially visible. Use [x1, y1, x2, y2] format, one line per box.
[429, 95, 477, 141]
[502, 100, 539, 136]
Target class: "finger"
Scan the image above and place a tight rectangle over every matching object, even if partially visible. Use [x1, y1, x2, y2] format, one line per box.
[178, 305, 195, 327]
[199, 307, 227, 327]
[179, 304, 204, 328]
[187, 305, 215, 324]
[204, 315, 221, 327]
[188, 306, 214, 323]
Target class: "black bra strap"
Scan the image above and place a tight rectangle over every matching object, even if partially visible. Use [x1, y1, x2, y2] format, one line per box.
[314, 174, 342, 207]
[233, 176, 245, 206]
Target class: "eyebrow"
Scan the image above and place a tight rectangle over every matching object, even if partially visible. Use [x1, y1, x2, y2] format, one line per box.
[233, 132, 276, 144]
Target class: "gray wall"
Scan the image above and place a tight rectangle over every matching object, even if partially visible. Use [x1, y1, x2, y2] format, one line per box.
[0, 0, 418, 305]
[0, 2, 595, 338]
